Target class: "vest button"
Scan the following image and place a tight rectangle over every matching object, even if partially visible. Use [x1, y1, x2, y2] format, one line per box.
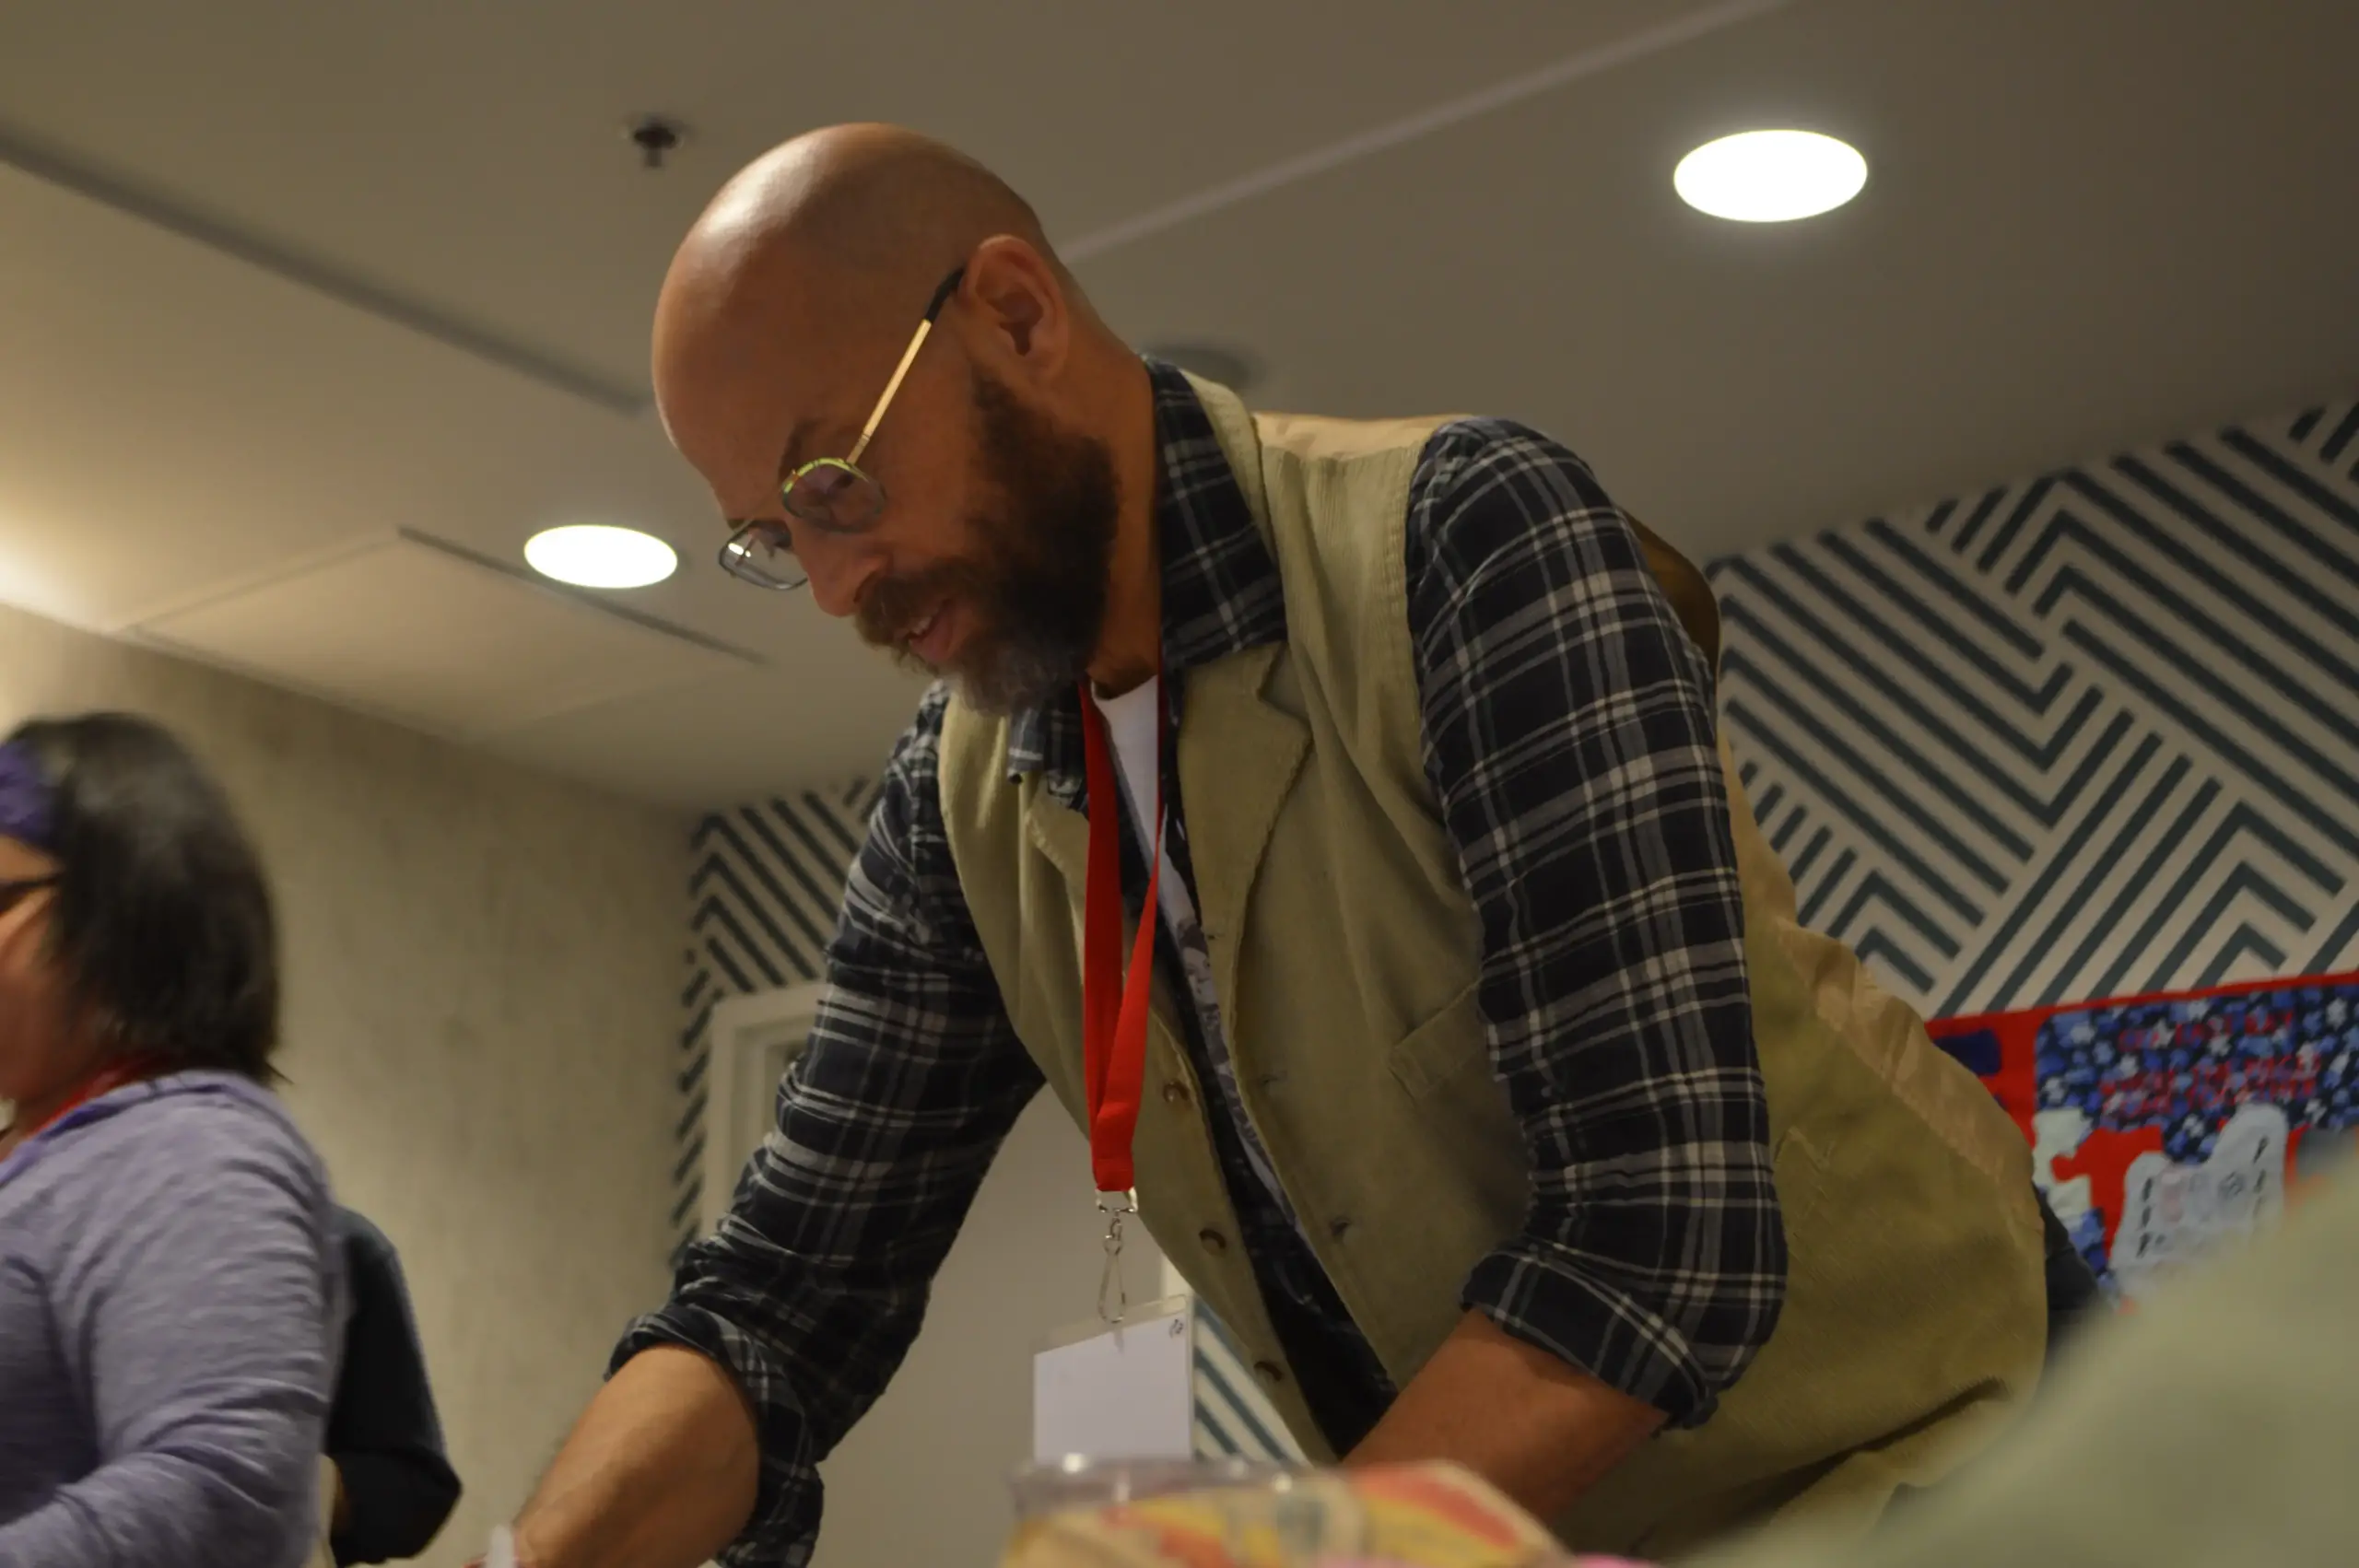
[1160, 1081, 1191, 1107]
[1327, 1217, 1353, 1241]
[1197, 1228, 1228, 1256]
[1253, 1360, 1285, 1386]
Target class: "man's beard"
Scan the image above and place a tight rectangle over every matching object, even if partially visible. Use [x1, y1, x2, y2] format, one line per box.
[855, 371, 1121, 716]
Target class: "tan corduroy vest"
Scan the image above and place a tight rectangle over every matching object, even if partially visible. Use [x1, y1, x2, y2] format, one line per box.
[936, 380, 2047, 1558]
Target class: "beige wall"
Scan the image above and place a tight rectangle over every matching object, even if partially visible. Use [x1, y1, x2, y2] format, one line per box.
[805, 1099, 1169, 1568]
[0, 601, 687, 1567]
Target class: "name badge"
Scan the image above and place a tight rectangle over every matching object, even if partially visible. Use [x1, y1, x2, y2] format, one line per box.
[1034, 1294, 1198, 1463]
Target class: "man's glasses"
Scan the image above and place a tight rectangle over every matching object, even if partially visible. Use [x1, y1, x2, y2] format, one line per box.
[719, 266, 968, 591]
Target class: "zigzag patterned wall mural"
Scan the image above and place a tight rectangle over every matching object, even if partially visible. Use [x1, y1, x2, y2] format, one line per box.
[676, 780, 879, 1255]
[1712, 395, 2359, 1020]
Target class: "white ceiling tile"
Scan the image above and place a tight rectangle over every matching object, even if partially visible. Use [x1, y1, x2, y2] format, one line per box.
[135, 534, 756, 740]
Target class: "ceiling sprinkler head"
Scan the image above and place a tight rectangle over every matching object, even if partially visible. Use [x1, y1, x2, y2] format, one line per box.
[626, 115, 688, 170]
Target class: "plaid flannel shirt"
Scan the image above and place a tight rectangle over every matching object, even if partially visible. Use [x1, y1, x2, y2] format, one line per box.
[616, 362, 1782, 1566]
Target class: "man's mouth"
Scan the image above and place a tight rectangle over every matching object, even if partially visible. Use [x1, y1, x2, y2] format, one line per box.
[903, 601, 954, 665]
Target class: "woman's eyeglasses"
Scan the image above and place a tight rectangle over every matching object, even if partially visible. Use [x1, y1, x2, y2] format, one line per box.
[718, 265, 968, 592]
[0, 875, 58, 919]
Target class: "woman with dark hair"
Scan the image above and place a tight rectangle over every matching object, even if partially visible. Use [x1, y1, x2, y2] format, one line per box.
[0, 712, 343, 1568]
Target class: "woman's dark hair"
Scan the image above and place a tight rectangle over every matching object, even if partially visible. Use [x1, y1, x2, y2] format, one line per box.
[7, 712, 279, 1081]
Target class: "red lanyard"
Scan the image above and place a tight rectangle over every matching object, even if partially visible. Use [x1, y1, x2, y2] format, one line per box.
[13, 1056, 158, 1143]
[1076, 678, 1164, 1199]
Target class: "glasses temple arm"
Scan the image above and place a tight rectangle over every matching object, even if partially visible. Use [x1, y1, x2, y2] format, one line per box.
[845, 266, 967, 467]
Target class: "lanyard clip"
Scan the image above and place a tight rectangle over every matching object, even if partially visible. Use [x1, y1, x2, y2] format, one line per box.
[1097, 1190, 1136, 1325]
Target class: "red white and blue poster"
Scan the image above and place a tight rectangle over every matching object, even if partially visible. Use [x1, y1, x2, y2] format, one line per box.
[1931, 972, 2359, 1301]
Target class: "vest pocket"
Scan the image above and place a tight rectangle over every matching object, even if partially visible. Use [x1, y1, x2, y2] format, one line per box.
[1387, 981, 1487, 1100]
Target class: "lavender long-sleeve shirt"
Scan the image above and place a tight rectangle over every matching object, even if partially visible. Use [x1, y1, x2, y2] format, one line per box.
[0, 1071, 343, 1568]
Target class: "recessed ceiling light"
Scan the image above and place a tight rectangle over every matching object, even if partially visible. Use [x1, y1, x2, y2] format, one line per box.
[1674, 130, 1867, 223]
[523, 524, 677, 590]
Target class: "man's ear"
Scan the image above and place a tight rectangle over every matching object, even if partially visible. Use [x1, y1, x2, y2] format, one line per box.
[957, 234, 1071, 388]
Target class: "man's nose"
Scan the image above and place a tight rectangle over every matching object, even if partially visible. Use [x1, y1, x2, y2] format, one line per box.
[798, 533, 881, 621]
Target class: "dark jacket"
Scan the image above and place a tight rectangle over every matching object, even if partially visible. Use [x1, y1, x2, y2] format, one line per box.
[327, 1209, 462, 1564]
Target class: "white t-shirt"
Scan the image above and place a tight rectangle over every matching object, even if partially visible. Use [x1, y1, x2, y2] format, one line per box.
[1092, 678, 1193, 937]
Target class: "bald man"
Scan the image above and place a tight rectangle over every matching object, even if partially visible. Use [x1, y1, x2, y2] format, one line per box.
[507, 126, 2082, 1568]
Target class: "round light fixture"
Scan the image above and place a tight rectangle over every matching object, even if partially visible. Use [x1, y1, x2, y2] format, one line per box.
[1673, 129, 1866, 223]
[523, 524, 677, 590]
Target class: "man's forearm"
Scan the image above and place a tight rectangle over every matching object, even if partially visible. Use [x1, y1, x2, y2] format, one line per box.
[1345, 1311, 1664, 1521]
[514, 1346, 761, 1568]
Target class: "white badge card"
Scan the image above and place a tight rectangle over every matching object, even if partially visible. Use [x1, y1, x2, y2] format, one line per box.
[1033, 1295, 1196, 1465]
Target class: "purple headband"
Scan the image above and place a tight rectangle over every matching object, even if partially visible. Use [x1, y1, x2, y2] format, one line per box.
[0, 740, 56, 853]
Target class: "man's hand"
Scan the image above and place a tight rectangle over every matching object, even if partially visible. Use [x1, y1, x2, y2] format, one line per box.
[506, 1346, 762, 1568]
[1345, 1311, 1665, 1521]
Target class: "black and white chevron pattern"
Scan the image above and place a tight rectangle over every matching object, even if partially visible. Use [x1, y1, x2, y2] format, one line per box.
[1714, 395, 2359, 1020]
[675, 781, 879, 1256]
[1192, 1304, 1306, 1462]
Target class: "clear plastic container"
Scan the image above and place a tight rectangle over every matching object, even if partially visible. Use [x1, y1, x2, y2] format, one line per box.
[1003, 1460, 1584, 1567]
[1008, 1456, 1297, 1519]
[1007, 1458, 1385, 1564]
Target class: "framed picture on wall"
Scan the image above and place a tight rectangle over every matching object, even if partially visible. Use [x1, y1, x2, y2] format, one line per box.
[1932, 971, 2359, 1301]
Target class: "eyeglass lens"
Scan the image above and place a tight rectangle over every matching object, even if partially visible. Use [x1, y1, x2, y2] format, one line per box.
[720, 525, 806, 590]
[0, 877, 57, 918]
[782, 461, 886, 532]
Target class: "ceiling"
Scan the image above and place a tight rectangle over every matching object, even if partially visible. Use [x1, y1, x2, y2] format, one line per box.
[2, 0, 2353, 807]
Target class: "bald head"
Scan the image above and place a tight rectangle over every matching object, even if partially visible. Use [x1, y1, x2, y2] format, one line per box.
[655, 124, 1076, 448]
[649, 124, 1159, 705]
[675, 123, 1052, 293]
[651, 124, 1140, 527]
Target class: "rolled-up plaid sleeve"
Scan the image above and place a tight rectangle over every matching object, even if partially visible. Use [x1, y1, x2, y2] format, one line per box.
[1405, 420, 1783, 1428]
[612, 684, 1040, 1565]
